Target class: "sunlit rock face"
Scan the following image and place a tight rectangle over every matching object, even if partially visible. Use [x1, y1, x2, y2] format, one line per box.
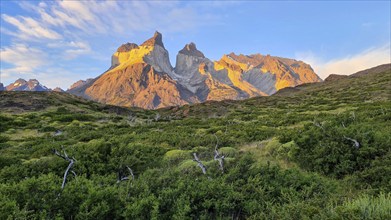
[85, 63, 195, 109]
[69, 31, 321, 109]
[5, 79, 50, 91]
[71, 31, 197, 109]
[216, 53, 322, 95]
[111, 43, 139, 67]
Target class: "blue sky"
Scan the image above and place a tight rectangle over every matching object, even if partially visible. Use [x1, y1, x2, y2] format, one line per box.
[1, 1, 390, 89]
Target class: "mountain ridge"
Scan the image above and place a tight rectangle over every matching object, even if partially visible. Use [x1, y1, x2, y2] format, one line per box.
[66, 31, 321, 109]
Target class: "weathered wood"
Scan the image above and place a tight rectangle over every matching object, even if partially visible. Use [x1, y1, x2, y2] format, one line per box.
[54, 149, 76, 189]
[126, 166, 135, 180]
[117, 165, 135, 183]
[193, 153, 207, 174]
[213, 134, 225, 173]
[344, 136, 360, 149]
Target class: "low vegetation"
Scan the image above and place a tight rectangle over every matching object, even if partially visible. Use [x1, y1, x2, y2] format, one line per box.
[0, 70, 390, 219]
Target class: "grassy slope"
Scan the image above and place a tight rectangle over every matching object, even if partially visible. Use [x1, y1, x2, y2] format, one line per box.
[0, 67, 390, 219]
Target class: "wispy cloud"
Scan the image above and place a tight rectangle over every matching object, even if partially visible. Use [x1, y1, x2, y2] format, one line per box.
[0, 43, 47, 78]
[1, 14, 62, 40]
[4, 1, 216, 39]
[64, 41, 91, 60]
[1, 1, 221, 88]
[296, 44, 391, 79]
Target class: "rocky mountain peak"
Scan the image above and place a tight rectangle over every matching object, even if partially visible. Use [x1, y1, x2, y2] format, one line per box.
[6, 78, 49, 91]
[116, 43, 139, 52]
[0, 83, 4, 91]
[52, 87, 65, 92]
[179, 42, 205, 58]
[28, 79, 39, 84]
[15, 78, 27, 84]
[141, 31, 164, 48]
[69, 78, 94, 90]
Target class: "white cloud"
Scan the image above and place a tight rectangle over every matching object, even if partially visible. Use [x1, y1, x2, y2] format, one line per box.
[4, 1, 216, 39]
[64, 41, 91, 60]
[0, 43, 47, 78]
[296, 44, 391, 79]
[1, 14, 62, 40]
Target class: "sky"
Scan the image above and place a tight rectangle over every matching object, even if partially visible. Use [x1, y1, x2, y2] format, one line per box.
[1, 0, 390, 89]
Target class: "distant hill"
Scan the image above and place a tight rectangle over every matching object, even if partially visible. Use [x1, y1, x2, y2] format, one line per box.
[352, 63, 391, 77]
[276, 63, 391, 97]
[324, 63, 391, 81]
[0, 91, 136, 115]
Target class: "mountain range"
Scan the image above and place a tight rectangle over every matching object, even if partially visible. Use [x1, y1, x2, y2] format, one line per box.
[67, 31, 322, 109]
[1, 79, 64, 92]
[2, 31, 324, 109]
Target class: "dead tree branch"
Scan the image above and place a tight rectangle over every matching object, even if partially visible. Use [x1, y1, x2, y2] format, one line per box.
[53, 149, 76, 189]
[344, 136, 360, 149]
[213, 134, 225, 173]
[312, 121, 325, 132]
[126, 166, 135, 180]
[117, 165, 135, 183]
[193, 153, 207, 175]
[128, 114, 137, 124]
[213, 134, 220, 160]
[154, 113, 161, 121]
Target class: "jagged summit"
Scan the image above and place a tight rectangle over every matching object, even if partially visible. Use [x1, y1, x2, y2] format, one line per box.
[116, 43, 139, 52]
[179, 42, 205, 58]
[141, 31, 164, 48]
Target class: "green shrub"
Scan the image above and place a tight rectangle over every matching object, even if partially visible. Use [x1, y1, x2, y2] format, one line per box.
[164, 149, 191, 164]
[331, 193, 391, 220]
